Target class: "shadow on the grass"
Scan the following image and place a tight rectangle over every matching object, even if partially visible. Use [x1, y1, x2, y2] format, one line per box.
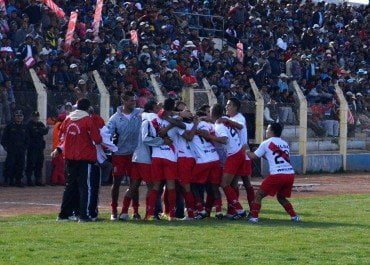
[262, 209, 314, 216]
[106, 218, 369, 229]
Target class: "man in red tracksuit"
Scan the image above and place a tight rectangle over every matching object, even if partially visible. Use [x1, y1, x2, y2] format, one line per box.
[52, 98, 102, 222]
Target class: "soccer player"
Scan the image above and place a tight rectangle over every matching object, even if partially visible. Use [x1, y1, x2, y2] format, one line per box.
[225, 98, 255, 212]
[107, 91, 142, 221]
[120, 100, 166, 221]
[191, 116, 223, 219]
[200, 103, 246, 219]
[246, 123, 301, 223]
[146, 98, 186, 221]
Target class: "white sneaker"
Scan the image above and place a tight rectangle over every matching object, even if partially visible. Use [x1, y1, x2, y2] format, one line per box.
[291, 215, 301, 222]
[181, 216, 194, 221]
[110, 214, 118, 221]
[119, 213, 130, 221]
[248, 217, 259, 223]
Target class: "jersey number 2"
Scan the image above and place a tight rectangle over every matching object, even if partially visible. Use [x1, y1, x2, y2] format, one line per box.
[273, 150, 288, 164]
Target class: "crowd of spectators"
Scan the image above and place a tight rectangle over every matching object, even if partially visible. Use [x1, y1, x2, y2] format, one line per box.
[0, 0, 368, 138]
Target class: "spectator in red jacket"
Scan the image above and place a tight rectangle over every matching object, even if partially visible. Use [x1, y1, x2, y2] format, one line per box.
[182, 67, 197, 86]
[53, 98, 102, 222]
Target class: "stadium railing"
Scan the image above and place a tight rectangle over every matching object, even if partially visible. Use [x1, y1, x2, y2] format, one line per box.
[93, 70, 110, 123]
[149, 74, 165, 104]
[292, 81, 308, 173]
[249, 79, 264, 144]
[29, 69, 47, 125]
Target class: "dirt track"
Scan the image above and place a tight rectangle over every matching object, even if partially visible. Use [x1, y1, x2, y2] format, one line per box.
[0, 173, 369, 217]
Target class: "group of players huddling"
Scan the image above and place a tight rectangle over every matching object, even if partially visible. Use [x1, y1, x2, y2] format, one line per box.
[108, 91, 300, 223]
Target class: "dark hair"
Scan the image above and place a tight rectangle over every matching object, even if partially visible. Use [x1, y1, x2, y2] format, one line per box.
[164, 98, 175, 111]
[77, 98, 90, 111]
[144, 100, 157, 113]
[199, 104, 210, 112]
[211, 103, 224, 119]
[269, 122, 283, 137]
[228, 97, 241, 111]
[121, 91, 135, 102]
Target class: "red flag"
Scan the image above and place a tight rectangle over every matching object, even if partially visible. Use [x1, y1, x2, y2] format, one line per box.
[42, 0, 65, 18]
[93, 0, 104, 40]
[0, 0, 6, 15]
[64, 11, 78, 52]
[236, 41, 244, 63]
[130, 30, 138, 45]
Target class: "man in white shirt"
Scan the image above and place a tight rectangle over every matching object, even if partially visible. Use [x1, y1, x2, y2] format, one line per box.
[146, 98, 186, 221]
[225, 98, 255, 213]
[246, 123, 300, 223]
[190, 117, 223, 219]
[199, 104, 246, 219]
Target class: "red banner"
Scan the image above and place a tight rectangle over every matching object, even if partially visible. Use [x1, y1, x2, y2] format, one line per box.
[93, 0, 104, 40]
[64, 11, 78, 52]
[130, 30, 138, 45]
[0, 0, 6, 15]
[41, 0, 65, 18]
[236, 41, 244, 63]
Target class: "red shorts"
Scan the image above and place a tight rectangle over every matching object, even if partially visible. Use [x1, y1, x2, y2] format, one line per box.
[112, 154, 132, 177]
[223, 149, 246, 176]
[241, 159, 252, 177]
[192, 161, 222, 185]
[178, 157, 196, 185]
[131, 162, 151, 182]
[260, 174, 295, 198]
[151, 157, 178, 182]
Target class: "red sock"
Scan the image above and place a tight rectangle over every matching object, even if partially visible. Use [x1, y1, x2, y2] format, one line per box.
[234, 186, 239, 200]
[227, 204, 236, 215]
[214, 198, 222, 213]
[205, 193, 214, 213]
[194, 196, 204, 212]
[167, 189, 176, 218]
[251, 202, 261, 218]
[132, 199, 139, 215]
[283, 203, 297, 217]
[146, 190, 158, 217]
[223, 186, 243, 211]
[164, 189, 170, 215]
[111, 202, 118, 214]
[184, 191, 195, 218]
[121, 196, 131, 214]
[246, 186, 255, 209]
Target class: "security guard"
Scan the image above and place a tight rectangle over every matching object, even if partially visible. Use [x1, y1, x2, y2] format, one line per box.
[25, 111, 49, 186]
[1, 110, 29, 187]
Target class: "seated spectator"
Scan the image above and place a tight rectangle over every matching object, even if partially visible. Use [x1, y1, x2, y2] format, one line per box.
[182, 67, 197, 86]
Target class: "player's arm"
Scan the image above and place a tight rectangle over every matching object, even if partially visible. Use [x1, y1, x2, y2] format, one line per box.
[198, 129, 227, 144]
[218, 117, 243, 130]
[246, 143, 265, 160]
[182, 119, 198, 141]
[165, 116, 186, 129]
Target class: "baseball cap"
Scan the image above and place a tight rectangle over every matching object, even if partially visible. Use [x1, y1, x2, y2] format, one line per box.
[70, 64, 77, 69]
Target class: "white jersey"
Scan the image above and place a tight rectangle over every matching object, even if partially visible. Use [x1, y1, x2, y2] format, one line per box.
[214, 117, 242, 156]
[151, 117, 184, 162]
[229, 113, 250, 160]
[190, 121, 219, 164]
[254, 137, 294, 175]
[177, 122, 194, 158]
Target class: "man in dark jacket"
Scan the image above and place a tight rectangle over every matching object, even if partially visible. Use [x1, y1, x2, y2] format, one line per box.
[52, 98, 102, 222]
[25, 111, 49, 186]
[1, 110, 29, 187]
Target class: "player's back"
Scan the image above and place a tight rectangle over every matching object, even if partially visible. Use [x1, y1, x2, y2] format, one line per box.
[229, 113, 248, 146]
[255, 137, 294, 175]
[190, 121, 219, 163]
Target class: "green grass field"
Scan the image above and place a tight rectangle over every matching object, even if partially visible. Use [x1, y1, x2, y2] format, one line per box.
[0, 194, 369, 265]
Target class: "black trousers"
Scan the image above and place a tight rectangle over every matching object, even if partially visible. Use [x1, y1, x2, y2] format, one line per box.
[59, 160, 98, 220]
[4, 149, 25, 184]
[25, 148, 44, 182]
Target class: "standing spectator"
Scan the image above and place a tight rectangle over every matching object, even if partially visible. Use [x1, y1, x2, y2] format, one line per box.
[51, 113, 66, 186]
[1, 110, 29, 187]
[53, 98, 102, 222]
[25, 111, 49, 186]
